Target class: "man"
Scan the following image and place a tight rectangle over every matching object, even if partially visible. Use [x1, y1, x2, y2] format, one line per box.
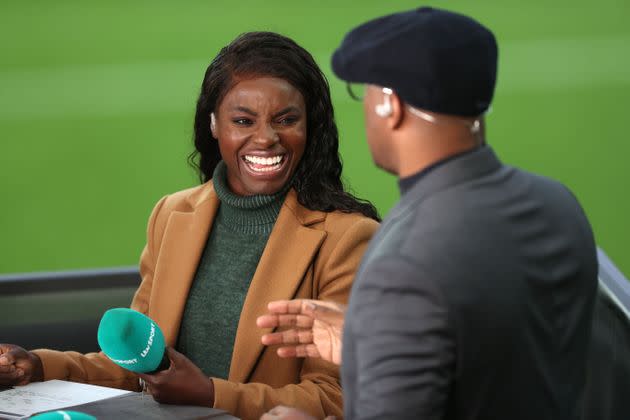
[259, 6, 598, 420]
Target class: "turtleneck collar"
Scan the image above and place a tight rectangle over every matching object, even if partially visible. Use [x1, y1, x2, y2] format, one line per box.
[212, 161, 290, 235]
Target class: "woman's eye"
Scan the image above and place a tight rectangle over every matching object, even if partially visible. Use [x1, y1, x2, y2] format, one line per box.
[233, 118, 253, 126]
[278, 116, 299, 126]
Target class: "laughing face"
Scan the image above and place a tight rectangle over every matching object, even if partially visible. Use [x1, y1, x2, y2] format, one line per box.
[212, 76, 307, 196]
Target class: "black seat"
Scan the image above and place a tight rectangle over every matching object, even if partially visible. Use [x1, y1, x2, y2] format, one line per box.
[582, 248, 630, 420]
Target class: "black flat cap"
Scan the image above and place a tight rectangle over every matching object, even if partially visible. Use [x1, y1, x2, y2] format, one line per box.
[332, 7, 498, 117]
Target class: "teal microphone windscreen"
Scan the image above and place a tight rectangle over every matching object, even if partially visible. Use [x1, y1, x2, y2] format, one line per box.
[30, 410, 96, 419]
[97, 308, 166, 373]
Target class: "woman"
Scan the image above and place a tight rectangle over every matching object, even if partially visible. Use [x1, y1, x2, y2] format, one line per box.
[0, 32, 379, 419]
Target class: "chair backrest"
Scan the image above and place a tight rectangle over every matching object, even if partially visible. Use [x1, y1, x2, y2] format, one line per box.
[1, 250, 628, 417]
[582, 248, 630, 420]
[0, 267, 140, 353]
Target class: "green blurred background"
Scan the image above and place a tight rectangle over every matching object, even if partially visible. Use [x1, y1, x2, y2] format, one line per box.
[1, 0, 628, 276]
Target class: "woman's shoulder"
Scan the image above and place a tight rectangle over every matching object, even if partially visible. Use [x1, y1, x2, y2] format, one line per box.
[309, 209, 380, 249]
[152, 181, 215, 214]
[286, 191, 379, 236]
[322, 209, 379, 233]
[308, 210, 379, 275]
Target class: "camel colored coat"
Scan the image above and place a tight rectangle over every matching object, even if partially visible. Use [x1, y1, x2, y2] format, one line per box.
[34, 182, 378, 419]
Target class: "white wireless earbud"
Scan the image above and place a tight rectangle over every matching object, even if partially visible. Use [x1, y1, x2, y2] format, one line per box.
[375, 90, 393, 117]
[210, 112, 217, 135]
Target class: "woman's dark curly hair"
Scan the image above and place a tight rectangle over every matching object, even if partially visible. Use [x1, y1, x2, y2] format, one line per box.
[188, 31, 379, 221]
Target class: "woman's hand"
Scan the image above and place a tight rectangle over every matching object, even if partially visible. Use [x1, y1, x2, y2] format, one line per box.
[137, 347, 214, 407]
[0, 344, 44, 386]
[256, 300, 346, 365]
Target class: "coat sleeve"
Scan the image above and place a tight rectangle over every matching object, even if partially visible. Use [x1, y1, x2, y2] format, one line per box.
[32, 195, 169, 390]
[345, 255, 455, 420]
[211, 217, 379, 420]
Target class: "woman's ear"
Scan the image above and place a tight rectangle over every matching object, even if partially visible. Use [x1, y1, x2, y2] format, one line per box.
[210, 113, 217, 138]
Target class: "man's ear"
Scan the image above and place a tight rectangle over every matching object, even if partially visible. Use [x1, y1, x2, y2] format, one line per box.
[387, 93, 404, 130]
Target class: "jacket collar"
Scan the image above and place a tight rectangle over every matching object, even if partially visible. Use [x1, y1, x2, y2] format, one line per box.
[390, 145, 503, 220]
[149, 183, 327, 383]
[185, 182, 326, 226]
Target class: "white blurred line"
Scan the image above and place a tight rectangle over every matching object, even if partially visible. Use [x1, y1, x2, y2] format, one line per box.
[0, 59, 208, 121]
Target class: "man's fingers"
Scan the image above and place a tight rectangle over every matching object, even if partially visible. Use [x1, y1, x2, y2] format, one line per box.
[261, 405, 291, 419]
[307, 303, 345, 325]
[269, 405, 290, 414]
[267, 299, 311, 315]
[280, 329, 314, 345]
[262, 332, 285, 346]
[278, 314, 313, 328]
[277, 344, 321, 359]
[262, 328, 314, 346]
[257, 314, 314, 328]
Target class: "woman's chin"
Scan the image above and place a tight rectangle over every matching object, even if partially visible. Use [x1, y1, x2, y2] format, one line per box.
[238, 160, 293, 195]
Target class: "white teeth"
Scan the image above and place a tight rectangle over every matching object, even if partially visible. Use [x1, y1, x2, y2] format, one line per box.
[244, 155, 283, 166]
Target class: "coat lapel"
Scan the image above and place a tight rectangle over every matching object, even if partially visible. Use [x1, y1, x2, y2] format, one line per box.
[148, 184, 219, 346]
[228, 191, 327, 383]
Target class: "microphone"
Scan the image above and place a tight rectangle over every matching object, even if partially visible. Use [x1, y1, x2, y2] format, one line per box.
[30, 410, 96, 419]
[97, 308, 169, 373]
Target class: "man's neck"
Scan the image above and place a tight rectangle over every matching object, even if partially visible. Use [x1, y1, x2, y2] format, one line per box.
[395, 134, 481, 178]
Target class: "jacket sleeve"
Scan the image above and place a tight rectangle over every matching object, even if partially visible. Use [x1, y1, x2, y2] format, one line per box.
[32, 195, 169, 390]
[345, 255, 455, 420]
[211, 217, 379, 420]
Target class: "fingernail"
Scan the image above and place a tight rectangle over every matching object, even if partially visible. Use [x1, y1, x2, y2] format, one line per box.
[16, 369, 23, 376]
[305, 302, 316, 311]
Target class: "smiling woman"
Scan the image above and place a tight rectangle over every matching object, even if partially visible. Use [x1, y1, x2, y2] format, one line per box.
[211, 76, 307, 196]
[0, 32, 379, 420]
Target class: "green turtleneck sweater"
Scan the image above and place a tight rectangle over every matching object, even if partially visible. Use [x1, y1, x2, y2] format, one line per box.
[177, 161, 288, 379]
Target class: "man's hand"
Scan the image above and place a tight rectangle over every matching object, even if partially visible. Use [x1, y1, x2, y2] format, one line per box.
[256, 300, 346, 365]
[0, 344, 44, 386]
[137, 347, 214, 407]
[261, 405, 337, 420]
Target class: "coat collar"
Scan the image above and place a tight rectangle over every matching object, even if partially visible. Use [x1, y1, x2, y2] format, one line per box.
[389, 146, 503, 221]
[148, 182, 327, 383]
[185, 182, 326, 226]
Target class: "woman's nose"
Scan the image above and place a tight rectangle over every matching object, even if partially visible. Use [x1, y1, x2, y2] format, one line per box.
[253, 123, 280, 146]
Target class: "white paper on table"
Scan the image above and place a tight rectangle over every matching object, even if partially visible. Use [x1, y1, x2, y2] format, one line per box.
[0, 379, 132, 418]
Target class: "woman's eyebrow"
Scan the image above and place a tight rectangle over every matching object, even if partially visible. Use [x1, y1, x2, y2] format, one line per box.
[230, 105, 301, 118]
[232, 106, 258, 116]
[273, 106, 301, 118]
